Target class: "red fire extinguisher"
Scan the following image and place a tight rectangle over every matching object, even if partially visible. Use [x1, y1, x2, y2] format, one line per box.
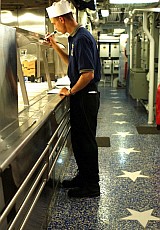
[156, 84, 160, 130]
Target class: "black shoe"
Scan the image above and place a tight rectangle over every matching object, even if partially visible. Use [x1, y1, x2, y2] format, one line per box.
[61, 174, 83, 188]
[68, 184, 100, 198]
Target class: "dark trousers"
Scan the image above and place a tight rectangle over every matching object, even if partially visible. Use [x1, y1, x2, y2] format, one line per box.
[70, 86, 100, 185]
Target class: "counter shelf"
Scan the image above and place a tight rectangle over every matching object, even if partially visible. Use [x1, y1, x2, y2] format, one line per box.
[0, 94, 71, 230]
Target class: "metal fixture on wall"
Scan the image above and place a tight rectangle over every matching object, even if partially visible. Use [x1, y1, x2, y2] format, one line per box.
[129, 7, 160, 124]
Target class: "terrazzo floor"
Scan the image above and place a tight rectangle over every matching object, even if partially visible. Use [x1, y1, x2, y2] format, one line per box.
[47, 85, 160, 230]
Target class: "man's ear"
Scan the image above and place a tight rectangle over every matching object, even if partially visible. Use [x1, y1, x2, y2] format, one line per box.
[58, 16, 65, 23]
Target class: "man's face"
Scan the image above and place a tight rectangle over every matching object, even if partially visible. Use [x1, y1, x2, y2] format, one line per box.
[50, 17, 66, 34]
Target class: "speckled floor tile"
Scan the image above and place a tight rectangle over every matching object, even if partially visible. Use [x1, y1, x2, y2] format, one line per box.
[47, 86, 160, 230]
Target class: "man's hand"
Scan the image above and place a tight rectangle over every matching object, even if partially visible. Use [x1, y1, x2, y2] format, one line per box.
[59, 87, 70, 96]
[40, 33, 57, 47]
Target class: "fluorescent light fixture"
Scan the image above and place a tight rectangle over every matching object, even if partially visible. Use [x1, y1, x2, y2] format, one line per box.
[101, 10, 110, 17]
[1, 10, 17, 24]
[110, 0, 159, 3]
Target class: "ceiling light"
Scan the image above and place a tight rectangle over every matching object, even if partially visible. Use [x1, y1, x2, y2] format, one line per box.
[124, 18, 129, 24]
[110, 0, 159, 3]
[101, 10, 110, 17]
[1, 10, 17, 24]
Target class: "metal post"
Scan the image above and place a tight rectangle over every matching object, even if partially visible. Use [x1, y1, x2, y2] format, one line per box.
[143, 12, 155, 124]
[17, 49, 29, 106]
[40, 46, 52, 90]
[36, 43, 41, 81]
[130, 17, 133, 69]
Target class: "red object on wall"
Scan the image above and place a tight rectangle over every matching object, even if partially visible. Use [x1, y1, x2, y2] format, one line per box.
[124, 62, 128, 79]
[156, 84, 160, 129]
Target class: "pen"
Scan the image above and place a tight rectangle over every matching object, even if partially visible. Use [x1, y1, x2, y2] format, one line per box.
[45, 31, 57, 39]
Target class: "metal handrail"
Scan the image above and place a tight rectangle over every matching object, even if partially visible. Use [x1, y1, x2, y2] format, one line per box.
[20, 180, 46, 230]
[8, 164, 48, 229]
[0, 145, 49, 225]
[49, 119, 70, 161]
[47, 109, 70, 147]
[49, 125, 71, 178]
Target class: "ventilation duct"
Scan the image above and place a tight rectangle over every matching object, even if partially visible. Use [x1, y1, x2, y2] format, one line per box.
[70, 0, 96, 11]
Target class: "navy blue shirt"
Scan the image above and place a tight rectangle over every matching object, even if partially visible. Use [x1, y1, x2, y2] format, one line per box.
[68, 25, 101, 88]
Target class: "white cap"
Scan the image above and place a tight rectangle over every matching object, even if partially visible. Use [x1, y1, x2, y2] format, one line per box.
[46, 0, 72, 18]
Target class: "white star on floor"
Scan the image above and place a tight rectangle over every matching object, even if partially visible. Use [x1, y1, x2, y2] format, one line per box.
[121, 208, 160, 228]
[113, 107, 123, 109]
[111, 92, 118, 95]
[112, 101, 120, 103]
[113, 121, 128, 124]
[112, 132, 134, 137]
[117, 170, 149, 182]
[112, 113, 126, 116]
[115, 147, 140, 154]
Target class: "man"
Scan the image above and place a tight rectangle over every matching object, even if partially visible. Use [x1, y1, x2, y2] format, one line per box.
[46, 0, 101, 198]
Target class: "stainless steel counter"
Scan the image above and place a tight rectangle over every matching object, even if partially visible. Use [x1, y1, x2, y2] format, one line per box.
[0, 93, 71, 230]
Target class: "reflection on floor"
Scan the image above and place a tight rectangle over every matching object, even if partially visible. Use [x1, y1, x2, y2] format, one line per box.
[47, 85, 160, 230]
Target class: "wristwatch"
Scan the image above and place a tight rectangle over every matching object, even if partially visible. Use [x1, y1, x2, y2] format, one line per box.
[68, 88, 72, 95]
[68, 88, 75, 95]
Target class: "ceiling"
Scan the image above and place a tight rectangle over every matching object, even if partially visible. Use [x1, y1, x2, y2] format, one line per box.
[1, 0, 49, 9]
[1, 0, 160, 32]
[1, 0, 159, 10]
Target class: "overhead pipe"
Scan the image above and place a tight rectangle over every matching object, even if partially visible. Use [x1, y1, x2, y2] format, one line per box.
[132, 8, 160, 14]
